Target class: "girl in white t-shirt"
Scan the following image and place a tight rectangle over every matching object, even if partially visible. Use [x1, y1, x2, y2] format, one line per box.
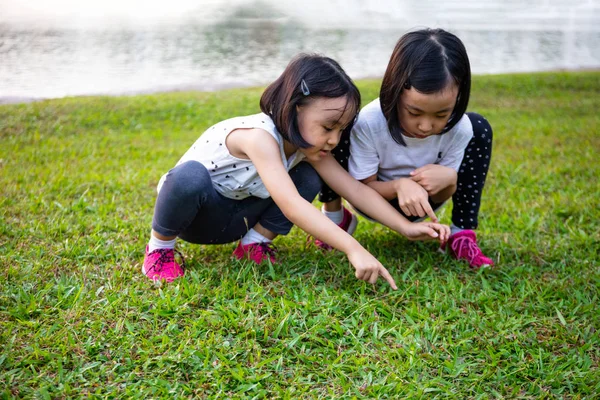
[143, 53, 450, 287]
[319, 29, 494, 269]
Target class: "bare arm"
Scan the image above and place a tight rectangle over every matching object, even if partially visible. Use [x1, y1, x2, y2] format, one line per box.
[410, 164, 457, 203]
[233, 129, 397, 289]
[358, 172, 439, 223]
[361, 174, 411, 201]
[430, 185, 456, 204]
[312, 155, 449, 242]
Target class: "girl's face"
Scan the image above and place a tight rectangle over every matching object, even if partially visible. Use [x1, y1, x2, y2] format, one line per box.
[398, 82, 459, 139]
[296, 96, 356, 162]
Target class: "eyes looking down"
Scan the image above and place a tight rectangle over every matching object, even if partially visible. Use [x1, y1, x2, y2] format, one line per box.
[398, 82, 459, 139]
[296, 96, 357, 159]
[293, 81, 459, 158]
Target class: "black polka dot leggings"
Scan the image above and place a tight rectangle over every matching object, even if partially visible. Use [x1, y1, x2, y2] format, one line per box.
[318, 129, 351, 203]
[319, 112, 493, 230]
[451, 112, 493, 229]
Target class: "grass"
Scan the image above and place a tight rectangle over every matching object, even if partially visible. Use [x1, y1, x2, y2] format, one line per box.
[1, 71, 599, 398]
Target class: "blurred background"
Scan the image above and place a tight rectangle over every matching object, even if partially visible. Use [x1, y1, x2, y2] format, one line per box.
[1, 0, 599, 103]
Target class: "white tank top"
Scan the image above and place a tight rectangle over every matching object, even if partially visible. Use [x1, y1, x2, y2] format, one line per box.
[157, 112, 306, 200]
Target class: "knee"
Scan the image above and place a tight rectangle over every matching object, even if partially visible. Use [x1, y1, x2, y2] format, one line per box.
[466, 112, 493, 145]
[163, 160, 212, 198]
[290, 162, 322, 200]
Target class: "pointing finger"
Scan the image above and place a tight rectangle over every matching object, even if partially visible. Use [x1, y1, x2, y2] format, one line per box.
[379, 266, 398, 290]
[423, 201, 438, 223]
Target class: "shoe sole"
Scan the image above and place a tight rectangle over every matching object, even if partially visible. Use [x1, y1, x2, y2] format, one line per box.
[346, 213, 358, 236]
[141, 264, 160, 281]
[142, 264, 183, 282]
[141, 264, 158, 281]
[437, 248, 494, 269]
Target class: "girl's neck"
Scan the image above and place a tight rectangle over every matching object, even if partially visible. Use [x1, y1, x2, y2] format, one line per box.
[283, 140, 298, 159]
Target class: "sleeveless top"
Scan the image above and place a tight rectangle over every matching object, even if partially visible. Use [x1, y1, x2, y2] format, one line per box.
[157, 112, 306, 200]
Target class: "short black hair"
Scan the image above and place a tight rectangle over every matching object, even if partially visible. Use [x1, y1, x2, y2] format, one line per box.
[261, 53, 361, 148]
[380, 28, 471, 146]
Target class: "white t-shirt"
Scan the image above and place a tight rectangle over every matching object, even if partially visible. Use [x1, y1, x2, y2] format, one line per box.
[349, 98, 473, 182]
[157, 112, 305, 200]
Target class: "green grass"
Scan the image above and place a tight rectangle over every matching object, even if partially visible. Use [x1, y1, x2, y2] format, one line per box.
[1, 71, 599, 398]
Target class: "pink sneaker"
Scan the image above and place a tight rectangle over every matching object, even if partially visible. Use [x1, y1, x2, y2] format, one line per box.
[232, 241, 277, 264]
[313, 207, 358, 251]
[142, 246, 185, 282]
[443, 230, 494, 269]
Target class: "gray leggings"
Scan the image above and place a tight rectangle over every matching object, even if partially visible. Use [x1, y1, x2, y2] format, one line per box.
[152, 160, 321, 244]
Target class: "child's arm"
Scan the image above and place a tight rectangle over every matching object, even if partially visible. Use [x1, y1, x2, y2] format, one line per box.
[360, 174, 439, 223]
[409, 164, 457, 203]
[233, 129, 398, 289]
[359, 166, 456, 219]
[410, 120, 473, 201]
[346, 130, 440, 221]
[311, 154, 450, 242]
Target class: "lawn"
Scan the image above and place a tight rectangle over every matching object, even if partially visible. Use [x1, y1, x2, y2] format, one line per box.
[1, 71, 599, 398]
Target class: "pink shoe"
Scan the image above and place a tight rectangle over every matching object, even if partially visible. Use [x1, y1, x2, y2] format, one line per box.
[313, 207, 358, 251]
[142, 246, 185, 282]
[443, 230, 494, 269]
[232, 241, 277, 264]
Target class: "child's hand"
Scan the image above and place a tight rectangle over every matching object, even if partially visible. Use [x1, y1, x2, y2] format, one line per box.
[401, 221, 451, 243]
[410, 164, 457, 195]
[394, 178, 438, 222]
[348, 249, 398, 290]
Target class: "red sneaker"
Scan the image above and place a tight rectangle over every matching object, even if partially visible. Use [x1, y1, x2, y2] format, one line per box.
[443, 230, 494, 269]
[142, 246, 185, 282]
[313, 207, 358, 251]
[232, 241, 277, 264]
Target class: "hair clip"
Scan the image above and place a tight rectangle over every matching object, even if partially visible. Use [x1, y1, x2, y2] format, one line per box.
[301, 79, 310, 96]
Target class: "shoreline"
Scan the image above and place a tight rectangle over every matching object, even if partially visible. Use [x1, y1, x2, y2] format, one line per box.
[0, 81, 257, 106]
[1, 67, 598, 106]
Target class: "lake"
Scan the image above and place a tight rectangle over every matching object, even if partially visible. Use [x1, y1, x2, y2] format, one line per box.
[1, 0, 598, 102]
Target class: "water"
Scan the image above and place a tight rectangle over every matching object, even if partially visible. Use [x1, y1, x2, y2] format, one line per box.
[1, 0, 599, 102]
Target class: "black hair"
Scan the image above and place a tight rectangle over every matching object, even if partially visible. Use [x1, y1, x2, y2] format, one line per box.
[380, 28, 471, 146]
[260, 53, 361, 148]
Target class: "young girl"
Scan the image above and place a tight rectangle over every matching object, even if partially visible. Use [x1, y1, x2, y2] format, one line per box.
[319, 29, 494, 269]
[143, 54, 450, 287]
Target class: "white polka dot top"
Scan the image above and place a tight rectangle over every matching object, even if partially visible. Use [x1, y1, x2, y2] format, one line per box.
[157, 112, 305, 200]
